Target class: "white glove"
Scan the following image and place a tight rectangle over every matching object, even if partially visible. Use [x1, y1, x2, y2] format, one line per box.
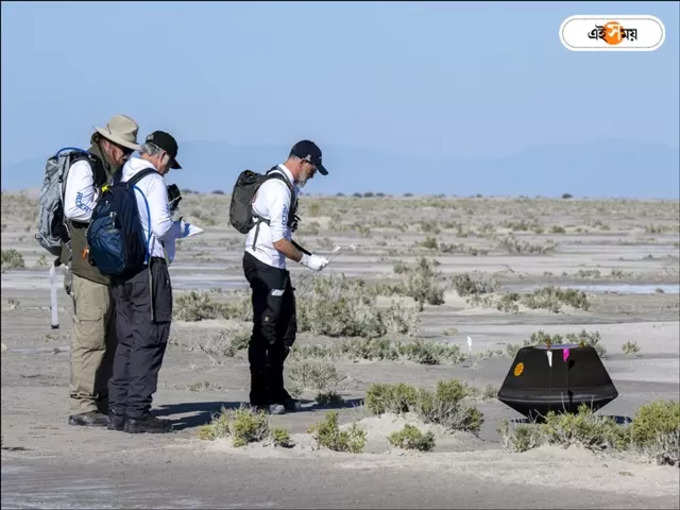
[176, 219, 192, 239]
[300, 253, 329, 271]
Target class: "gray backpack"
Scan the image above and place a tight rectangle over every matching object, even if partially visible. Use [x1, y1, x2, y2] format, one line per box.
[35, 147, 90, 257]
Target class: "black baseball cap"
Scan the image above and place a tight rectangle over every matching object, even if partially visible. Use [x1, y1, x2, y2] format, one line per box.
[146, 130, 182, 169]
[290, 140, 328, 175]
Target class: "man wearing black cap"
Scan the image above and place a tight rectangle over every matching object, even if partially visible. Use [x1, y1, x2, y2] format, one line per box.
[243, 140, 330, 414]
[107, 130, 190, 433]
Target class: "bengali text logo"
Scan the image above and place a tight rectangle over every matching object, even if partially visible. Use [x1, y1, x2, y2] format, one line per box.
[560, 15, 665, 51]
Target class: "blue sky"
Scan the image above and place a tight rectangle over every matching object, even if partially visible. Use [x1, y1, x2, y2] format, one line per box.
[1, 2, 678, 196]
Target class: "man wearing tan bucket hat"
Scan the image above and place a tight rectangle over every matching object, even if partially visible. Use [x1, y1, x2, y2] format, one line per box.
[62, 114, 141, 427]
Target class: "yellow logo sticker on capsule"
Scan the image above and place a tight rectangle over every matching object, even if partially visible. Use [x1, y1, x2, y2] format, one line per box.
[514, 362, 524, 376]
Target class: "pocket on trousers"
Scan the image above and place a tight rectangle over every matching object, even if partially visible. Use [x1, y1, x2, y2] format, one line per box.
[151, 262, 172, 323]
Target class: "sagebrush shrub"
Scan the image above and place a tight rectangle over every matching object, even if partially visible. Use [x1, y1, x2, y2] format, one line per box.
[388, 424, 435, 451]
[540, 405, 629, 451]
[365, 380, 483, 434]
[270, 427, 295, 448]
[1, 249, 25, 270]
[296, 274, 417, 337]
[228, 408, 270, 447]
[316, 391, 344, 407]
[451, 272, 497, 297]
[631, 401, 680, 448]
[286, 360, 340, 395]
[307, 411, 366, 453]
[622, 341, 641, 356]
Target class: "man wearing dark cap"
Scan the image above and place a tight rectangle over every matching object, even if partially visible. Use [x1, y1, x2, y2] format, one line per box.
[243, 140, 330, 414]
[107, 130, 191, 433]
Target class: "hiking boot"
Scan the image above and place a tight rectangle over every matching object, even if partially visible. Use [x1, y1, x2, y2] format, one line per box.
[68, 411, 109, 427]
[267, 403, 286, 415]
[253, 404, 286, 415]
[281, 398, 301, 412]
[124, 415, 172, 434]
[107, 414, 125, 431]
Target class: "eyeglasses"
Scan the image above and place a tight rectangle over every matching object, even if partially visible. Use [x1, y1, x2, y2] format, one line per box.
[115, 143, 134, 160]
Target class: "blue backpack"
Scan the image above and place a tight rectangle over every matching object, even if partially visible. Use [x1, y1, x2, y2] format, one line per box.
[86, 168, 156, 276]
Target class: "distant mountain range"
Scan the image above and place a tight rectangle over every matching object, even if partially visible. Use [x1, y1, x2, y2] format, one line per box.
[3, 139, 678, 198]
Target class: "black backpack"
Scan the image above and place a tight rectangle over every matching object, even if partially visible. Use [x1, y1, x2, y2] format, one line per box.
[86, 168, 156, 276]
[229, 167, 298, 240]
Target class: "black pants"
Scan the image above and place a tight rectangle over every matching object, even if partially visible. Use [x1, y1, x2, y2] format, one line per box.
[108, 258, 172, 419]
[243, 252, 296, 406]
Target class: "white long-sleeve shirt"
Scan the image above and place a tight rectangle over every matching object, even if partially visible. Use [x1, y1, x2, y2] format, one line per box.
[120, 156, 184, 261]
[63, 159, 99, 222]
[244, 164, 298, 269]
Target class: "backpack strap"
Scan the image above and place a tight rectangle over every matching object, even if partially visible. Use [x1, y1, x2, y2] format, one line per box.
[57, 148, 89, 239]
[126, 167, 158, 188]
[251, 167, 298, 250]
[126, 168, 158, 264]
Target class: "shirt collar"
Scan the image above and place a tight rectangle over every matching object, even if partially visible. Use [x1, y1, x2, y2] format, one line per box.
[277, 163, 295, 184]
[128, 155, 158, 172]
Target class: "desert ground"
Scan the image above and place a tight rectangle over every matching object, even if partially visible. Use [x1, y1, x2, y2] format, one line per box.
[1, 190, 679, 509]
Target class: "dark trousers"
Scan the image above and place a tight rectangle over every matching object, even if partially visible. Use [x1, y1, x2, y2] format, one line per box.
[243, 252, 296, 406]
[108, 258, 172, 419]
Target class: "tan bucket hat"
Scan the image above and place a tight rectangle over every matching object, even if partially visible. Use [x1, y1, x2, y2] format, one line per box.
[94, 114, 141, 150]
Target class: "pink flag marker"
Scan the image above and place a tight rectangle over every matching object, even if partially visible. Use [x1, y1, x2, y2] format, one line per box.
[563, 348, 570, 362]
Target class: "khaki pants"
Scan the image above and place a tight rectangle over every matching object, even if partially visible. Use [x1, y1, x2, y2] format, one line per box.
[69, 273, 116, 414]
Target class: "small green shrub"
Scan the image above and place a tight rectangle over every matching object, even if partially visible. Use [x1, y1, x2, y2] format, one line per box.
[366, 383, 419, 415]
[404, 258, 445, 311]
[286, 360, 340, 395]
[540, 404, 630, 451]
[498, 420, 543, 452]
[270, 427, 295, 448]
[1, 249, 25, 270]
[366, 380, 483, 434]
[186, 328, 251, 358]
[451, 272, 497, 297]
[397, 338, 463, 365]
[296, 274, 417, 338]
[316, 391, 344, 407]
[174, 291, 224, 321]
[521, 287, 590, 313]
[198, 407, 270, 447]
[622, 341, 640, 357]
[497, 235, 556, 255]
[228, 408, 270, 447]
[198, 407, 232, 440]
[388, 424, 435, 451]
[631, 401, 680, 447]
[419, 236, 438, 250]
[340, 337, 400, 361]
[307, 411, 366, 453]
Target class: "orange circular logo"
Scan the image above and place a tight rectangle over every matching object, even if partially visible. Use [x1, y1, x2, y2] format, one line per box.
[514, 362, 524, 376]
[603, 21, 624, 45]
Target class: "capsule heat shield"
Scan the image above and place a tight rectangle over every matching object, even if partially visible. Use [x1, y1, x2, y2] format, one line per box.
[497, 344, 618, 419]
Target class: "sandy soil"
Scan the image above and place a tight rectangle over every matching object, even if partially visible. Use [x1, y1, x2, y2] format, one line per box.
[2, 193, 679, 508]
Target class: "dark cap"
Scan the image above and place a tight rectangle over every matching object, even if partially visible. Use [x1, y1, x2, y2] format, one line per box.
[290, 140, 328, 175]
[146, 130, 182, 169]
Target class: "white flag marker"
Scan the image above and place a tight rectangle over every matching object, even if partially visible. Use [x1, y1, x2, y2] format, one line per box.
[49, 262, 59, 329]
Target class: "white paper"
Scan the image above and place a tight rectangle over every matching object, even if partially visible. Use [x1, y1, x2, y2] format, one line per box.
[185, 224, 203, 237]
